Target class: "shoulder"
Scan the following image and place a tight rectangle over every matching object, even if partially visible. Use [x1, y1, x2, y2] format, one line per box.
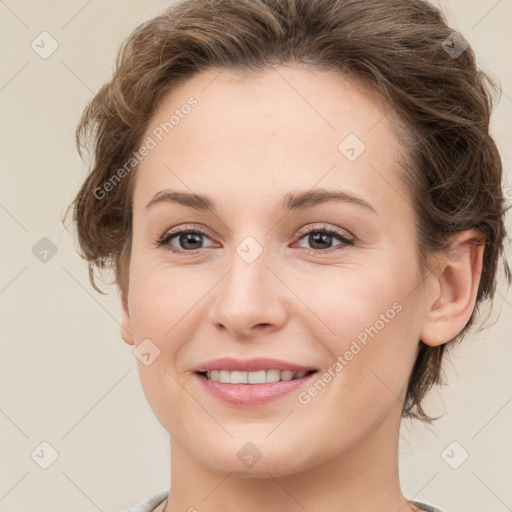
[123, 490, 168, 512]
[411, 501, 445, 512]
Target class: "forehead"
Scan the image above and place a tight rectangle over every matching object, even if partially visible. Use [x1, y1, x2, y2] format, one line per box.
[132, 65, 411, 216]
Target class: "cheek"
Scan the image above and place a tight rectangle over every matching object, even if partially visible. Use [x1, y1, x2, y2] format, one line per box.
[126, 267, 196, 411]
[127, 260, 209, 343]
[301, 264, 421, 404]
[291, 301, 420, 460]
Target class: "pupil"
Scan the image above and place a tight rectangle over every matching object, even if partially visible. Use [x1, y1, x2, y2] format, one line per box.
[181, 233, 201, 249]
[310, 232, 331, 249]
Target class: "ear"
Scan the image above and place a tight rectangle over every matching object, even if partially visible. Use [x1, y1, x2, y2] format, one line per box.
[420, 229, 485, 347]
[120, 291, 135, 346]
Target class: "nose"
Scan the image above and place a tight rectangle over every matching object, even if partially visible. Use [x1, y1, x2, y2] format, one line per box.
[207, 249, 288, 340]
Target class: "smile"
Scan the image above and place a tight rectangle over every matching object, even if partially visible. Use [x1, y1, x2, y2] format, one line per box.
[193, 358, 319, 406]
[201, 369, 316, 384]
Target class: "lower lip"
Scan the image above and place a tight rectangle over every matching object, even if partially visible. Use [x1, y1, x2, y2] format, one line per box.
[195, 372, 317, 406]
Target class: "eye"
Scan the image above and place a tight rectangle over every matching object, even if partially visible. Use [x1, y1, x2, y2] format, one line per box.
[156, 223, 354, 255]
[156, 224, 215, 254]
[293, 225, 354, 254]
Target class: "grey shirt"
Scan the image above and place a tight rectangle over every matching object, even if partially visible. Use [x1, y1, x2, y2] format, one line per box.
[124, 490, 444, 512]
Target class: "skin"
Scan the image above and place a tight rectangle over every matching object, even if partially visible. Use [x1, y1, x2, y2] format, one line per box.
[120, 65, 484, 512]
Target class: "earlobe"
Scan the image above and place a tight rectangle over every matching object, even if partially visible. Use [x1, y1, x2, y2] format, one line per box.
[420, 229, 485, 347]
[120, 292, 135, 346]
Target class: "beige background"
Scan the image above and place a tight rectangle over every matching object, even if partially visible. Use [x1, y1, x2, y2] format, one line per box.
[1, 1, 511, 511]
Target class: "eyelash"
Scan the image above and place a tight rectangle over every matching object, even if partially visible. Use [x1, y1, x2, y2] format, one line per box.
[156, 224, 354, 256]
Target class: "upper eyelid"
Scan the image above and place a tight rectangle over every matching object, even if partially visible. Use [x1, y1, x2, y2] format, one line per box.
[295, 224, 354, 239]
[162, 223, 352, 239]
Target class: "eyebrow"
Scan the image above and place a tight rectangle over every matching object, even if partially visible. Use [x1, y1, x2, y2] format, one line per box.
[145, 188, 377, 214]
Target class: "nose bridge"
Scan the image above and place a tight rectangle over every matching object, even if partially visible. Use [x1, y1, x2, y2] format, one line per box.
[228, 239, 269, 299]
[208, 236, 287, 336]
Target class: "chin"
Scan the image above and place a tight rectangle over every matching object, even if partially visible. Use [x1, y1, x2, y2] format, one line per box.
[189, 434, 323, 479]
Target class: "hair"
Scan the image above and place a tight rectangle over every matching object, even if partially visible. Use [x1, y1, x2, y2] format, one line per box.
[64, 0, 510, 422]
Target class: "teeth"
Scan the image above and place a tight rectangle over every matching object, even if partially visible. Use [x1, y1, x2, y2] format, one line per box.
[248, 370, 266, 384]
[205, 369, 310, 383]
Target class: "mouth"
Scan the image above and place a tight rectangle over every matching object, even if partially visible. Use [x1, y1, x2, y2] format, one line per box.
[194, 370, 318, 406]
[192, 358, 319, 406]
[196, 369, 317, 384]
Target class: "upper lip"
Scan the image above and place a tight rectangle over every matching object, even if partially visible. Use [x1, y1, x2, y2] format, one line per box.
[194, 357, 317, 373]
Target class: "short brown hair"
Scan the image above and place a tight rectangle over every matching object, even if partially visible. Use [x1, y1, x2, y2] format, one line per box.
[64, 0, 511, 422]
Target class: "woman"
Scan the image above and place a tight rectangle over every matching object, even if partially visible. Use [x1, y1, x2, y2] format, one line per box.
[65, 0, 510, 510]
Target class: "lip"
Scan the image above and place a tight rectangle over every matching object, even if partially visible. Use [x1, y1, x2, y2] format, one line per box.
[194, 371, 317, 406]
[194, 357, 316, 373]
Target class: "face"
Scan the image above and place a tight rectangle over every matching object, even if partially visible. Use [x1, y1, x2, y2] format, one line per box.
[121, 65, 430, 477]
